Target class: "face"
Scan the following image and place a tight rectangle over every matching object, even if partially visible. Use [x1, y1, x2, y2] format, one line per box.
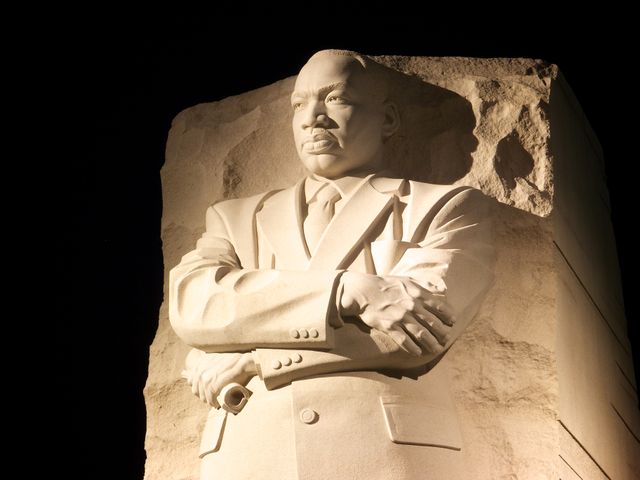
[291, 54, 396, 179]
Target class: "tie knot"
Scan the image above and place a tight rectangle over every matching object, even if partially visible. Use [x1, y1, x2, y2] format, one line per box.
[314, 184, 341, 204]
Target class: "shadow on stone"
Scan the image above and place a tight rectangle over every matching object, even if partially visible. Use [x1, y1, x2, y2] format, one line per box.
[494, 132, 535, 190]
[382, 68, 477, 184]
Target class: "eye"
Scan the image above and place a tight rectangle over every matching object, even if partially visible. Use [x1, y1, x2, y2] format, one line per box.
[292, 100, 305, 112]
[326, 95, 348, 105]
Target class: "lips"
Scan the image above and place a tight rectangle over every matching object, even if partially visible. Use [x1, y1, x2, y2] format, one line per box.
[302, 131, 337, 153]
[302, 139, 335, 153]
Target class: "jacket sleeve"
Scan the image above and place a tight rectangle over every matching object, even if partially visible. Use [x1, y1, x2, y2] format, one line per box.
[252, 188, 496, 389]
[169, 202, 343, 353]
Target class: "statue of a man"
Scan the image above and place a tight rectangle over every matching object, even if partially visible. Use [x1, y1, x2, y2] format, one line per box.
[170, 50, 495, 480]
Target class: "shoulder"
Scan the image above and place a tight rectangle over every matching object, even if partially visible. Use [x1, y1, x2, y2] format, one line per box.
[206, 189, 282, 231]
[370, 176, 480, 201]
[402, 180, 493, 236]
[407, 180, 490, 210]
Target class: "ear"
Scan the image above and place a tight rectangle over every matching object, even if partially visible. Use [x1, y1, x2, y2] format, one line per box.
[381, 102, 400, 140]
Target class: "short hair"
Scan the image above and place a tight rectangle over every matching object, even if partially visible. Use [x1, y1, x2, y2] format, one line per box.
[307, 49, 369, 68]
[305, 49, 391, 102]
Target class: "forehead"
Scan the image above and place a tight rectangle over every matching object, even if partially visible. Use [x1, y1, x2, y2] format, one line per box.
[293, 55, 371, 95]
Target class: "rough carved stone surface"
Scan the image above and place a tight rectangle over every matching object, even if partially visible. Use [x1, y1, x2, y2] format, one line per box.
[144, 56, 639, 479]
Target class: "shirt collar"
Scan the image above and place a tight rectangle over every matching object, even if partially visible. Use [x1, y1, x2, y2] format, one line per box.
[305, 173, 372, 203]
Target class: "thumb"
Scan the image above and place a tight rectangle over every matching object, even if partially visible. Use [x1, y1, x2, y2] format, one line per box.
[181, 369, 192, 384]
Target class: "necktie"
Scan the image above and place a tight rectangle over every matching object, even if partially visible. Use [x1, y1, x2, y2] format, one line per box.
[304, 184, 341, 254]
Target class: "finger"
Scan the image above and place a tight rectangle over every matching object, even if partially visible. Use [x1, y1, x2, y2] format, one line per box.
[402, 321, 430, 352]
[202, 376, 221, 409]
[401, 312, 445, 353]
[413, 307, 451, 344]
[191, 376, 199, 395]
[395, 277, 455, 323]
[199, 379, 208, 403]
[401, 277, 445, 299]
[421, 297, 455, 325]
[181, 370, 192, 385]
[204, 379, 214, 406]
[403, 320, 444, 354]
[396, 277, 427, 299]
[388, 324, 422, 356]
[204, 382, 220, 409]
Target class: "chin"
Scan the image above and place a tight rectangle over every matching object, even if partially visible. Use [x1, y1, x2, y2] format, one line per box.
[302, 153, 348, 179]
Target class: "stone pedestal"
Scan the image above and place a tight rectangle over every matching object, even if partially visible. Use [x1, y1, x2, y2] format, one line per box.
[144, 56, 639, 479]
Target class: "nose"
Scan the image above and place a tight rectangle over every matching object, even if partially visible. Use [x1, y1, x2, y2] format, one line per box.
[301, 100, 330, 129]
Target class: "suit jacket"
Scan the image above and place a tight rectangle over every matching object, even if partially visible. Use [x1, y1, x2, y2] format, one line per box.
[169, 174, 495, 480]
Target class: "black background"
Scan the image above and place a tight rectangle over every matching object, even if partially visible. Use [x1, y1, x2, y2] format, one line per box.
[62, 15, 637, 479]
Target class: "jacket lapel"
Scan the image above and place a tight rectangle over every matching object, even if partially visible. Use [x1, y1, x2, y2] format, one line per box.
[307, 177, 402, 271]
[257, 178, 310, 269]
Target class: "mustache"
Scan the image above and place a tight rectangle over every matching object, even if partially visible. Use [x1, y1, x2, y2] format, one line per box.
[302, 129, 337, 144]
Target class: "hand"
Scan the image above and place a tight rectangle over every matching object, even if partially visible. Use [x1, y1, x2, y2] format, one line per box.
[182, 350, 257, 408]
[339, 272, 455, 356]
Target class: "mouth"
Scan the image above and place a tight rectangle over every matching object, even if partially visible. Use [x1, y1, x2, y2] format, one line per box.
[302, 139, 335, 153]
[302, 131, 338, 153]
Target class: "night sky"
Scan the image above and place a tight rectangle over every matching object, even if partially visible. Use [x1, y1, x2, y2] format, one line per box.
[62, 16, 636, 479]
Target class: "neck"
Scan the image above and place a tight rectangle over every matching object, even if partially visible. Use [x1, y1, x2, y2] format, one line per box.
[314, 158, 387, 181]
[347, 154, 385, 178]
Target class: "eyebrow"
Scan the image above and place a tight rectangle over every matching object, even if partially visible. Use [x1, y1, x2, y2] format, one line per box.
[291, 82, 348, 101]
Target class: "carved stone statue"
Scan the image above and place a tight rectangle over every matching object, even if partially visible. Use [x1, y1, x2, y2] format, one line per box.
[169, 50, 495, 480]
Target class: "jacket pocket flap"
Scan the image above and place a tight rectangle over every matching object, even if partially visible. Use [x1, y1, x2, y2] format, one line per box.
[380, 396, 462, 451]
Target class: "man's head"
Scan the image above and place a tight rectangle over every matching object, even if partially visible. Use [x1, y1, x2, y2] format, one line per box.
[291, 50, 399, 179]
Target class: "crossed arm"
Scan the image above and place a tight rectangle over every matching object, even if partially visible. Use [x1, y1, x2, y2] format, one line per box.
[170, 188, 494, 405]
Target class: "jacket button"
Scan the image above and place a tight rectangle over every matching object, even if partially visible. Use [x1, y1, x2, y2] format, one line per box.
[292, 353, 302, 363]
[309, 328, 319, 338]
[299, 408, 318, 424]
[282, 357, 292, 366]
[271, 360, 282, 370]
[289, 329, 300, 339]
[300, 329, 309, 338]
